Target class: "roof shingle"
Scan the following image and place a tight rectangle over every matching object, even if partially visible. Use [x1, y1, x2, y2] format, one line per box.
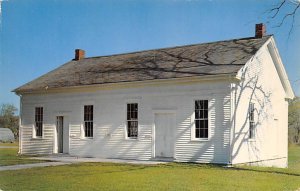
[14, 35, 271, 93]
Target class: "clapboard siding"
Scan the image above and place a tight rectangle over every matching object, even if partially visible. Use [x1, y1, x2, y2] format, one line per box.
[20, 81, 232, 163]
[231, 42, 288, 167]
[175, 93, 231, 163]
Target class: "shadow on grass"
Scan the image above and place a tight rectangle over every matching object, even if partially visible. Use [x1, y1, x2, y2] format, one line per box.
[98, 166, 149, 174]
[159, 162, 300, 177]
[230, 166, 300, 177]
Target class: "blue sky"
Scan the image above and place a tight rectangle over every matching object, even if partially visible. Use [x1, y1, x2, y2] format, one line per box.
[0, 0, 299, 111]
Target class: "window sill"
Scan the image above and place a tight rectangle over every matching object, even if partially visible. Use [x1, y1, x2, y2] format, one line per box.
[80, 137, 94, 140]
[190, 138, 209, 142]
[125, 137, 139, 141]
[31, 137, 45, 140]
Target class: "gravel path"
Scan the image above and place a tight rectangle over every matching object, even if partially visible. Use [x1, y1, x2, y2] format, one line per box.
[33, 156, 169, 165]
[0, 156, 168, 171]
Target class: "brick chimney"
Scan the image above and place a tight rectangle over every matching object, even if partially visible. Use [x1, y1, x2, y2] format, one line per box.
[75, 49, 85, 60]
[255, 23, 266, 38]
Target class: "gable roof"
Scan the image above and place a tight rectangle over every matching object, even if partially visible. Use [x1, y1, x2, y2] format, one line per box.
[14, 35, 272, 94]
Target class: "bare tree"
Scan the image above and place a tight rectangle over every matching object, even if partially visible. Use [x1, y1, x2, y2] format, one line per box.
[268, 0, 300, 35]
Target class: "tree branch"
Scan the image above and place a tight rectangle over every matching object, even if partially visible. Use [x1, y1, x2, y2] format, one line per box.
[267, 0, 300, 38]
[275, 3, 300, 28]
[269, 0, 287, 18]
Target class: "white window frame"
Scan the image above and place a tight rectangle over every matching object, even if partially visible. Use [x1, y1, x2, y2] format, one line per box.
[33, 106, 44, 139]
[191, 99, 210, 141]
[124, 98, 141, 140]
[80, 101, 95, 139]
[83, 105, 94, 138]
[126, 103, 139, 139]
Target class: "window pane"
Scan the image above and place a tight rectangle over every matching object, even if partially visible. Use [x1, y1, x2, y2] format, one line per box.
[205, 120, 208, 129]
[195, 128, 200, 138]
[200, 100, 204, 109]
[128, 121, 138, 137]
[127, 111, 130, 120]
[35, 107, 43, 137]
[204, 110, 208, 119]
[195, 110, 199, 119]
[84, 122, 88, 136]
[204, 100, 208, 110]
[133, 104, 137, 112]
[194, 100, 209, 139]
[127, 103, 138, 120]
[127, 103, 138, 138]
[91, 106, 93, 121]
[204, 129, 208, 138]
[249, 103, 255, 139]
[128, 104, 131, 113]
[200, 120, 204, 129]
[127, 122, 131, 137]
[84, 105, 93, 137]
[249, 122, 255, 138]
[195, 120, 200, 129]
[130, 111, 134, 119]
[195, 101, 200, 110]
[200, 129, 205, 138]
[91, 123, 93, 137]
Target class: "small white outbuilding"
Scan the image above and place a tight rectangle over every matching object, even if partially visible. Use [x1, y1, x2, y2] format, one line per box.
[0, 128, 15, 142]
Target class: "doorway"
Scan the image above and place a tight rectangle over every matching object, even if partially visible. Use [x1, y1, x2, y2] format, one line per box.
[56, 116, 64, 153]
[55, 116, 69, 154]
[154, 113, 175, 158]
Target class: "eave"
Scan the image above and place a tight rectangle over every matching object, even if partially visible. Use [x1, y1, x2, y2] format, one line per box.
[267, 37, 295, 100]
[13, 74, 240, 95]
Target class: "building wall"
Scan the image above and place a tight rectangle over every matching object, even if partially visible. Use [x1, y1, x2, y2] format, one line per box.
[231, 41, 288, 168]
[20, 80, 231, 163]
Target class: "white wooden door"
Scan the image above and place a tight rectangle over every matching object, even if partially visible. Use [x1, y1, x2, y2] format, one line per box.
[56, 116, 64, 153]
[63, 116, 69, 154]
[56, 116, 69, 154]
[155, 113, 175, 158]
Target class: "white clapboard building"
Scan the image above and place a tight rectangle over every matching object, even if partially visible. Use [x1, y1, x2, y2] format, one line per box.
[14, 24, 294, 167]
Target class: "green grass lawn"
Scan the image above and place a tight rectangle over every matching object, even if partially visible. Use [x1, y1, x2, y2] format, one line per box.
[0, 146, 46, 166]
[0, 146, 300, 191]
[288, 144, 300, 168]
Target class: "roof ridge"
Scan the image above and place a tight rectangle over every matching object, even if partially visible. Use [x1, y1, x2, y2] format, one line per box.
[82, 35, 273, 60]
